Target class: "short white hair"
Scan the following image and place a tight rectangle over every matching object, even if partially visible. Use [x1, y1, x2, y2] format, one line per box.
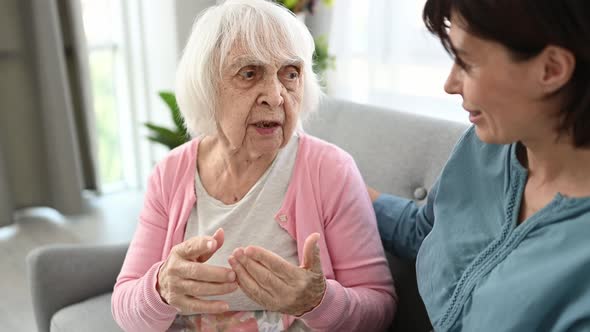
[175, 0, 322, 137]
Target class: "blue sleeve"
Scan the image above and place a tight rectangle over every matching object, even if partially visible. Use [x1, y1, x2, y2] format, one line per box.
[373, 180, 438, 260]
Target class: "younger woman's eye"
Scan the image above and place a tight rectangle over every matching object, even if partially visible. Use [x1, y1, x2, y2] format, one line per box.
[454, 58, 472, 72]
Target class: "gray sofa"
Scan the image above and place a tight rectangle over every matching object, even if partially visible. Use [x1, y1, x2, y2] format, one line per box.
[27, 98, 467, 332]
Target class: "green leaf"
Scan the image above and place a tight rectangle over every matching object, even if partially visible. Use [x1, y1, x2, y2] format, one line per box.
[282, 0, 298, 10]
[313, 35, 336, 75]
[145, 123, 187, 150]
[147, 135, 177, 150]
[158, 91, 187, 137]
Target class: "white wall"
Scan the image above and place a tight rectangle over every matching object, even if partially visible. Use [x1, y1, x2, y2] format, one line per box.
[175, 0, 217, 54]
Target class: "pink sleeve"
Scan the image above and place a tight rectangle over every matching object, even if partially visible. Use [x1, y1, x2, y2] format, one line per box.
[111, 165, 178, 332]
[300, 152, 397, 331]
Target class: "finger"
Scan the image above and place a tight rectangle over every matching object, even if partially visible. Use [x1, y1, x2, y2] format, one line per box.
[198, 228, 225, 263]
[301, 233, 323, 274]
[243, 245, 295, 281]
[176, 236, 217, 261]
[228, 254, 274, 306]
[233, 248, 286, 292]
[176, 279, 238, 297]
[177, 261, 236, 283]
[173, 296, 230, 315]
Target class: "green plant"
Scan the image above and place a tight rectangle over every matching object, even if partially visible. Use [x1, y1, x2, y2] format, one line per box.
[145, 91, 189, 150]
[275, 0, 333, 14]
[273, 1, 336, 83]
[313, 35, 336, 80]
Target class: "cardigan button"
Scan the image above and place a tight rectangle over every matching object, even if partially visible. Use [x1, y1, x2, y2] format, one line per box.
[278, 215, 288, 222]
[413, 187, 427, 200]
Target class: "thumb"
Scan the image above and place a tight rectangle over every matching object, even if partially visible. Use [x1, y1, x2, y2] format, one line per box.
[301, 233, 323, 274]
[197, 228, 225, 263]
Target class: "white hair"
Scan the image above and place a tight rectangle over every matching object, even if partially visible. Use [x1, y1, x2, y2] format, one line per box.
[175, 0, 322, 137]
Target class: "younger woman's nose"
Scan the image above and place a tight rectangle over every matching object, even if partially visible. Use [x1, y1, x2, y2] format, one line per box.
[444, 63, 463, 95]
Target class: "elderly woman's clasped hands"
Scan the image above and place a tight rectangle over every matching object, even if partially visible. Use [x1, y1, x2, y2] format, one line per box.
[229, 233, 326, 316]
[158, 229, 326, 316]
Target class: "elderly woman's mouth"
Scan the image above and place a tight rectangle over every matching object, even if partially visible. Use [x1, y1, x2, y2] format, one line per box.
[252, 121, 281, 135]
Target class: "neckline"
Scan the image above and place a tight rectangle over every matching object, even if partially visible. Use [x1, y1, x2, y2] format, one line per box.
[193, 133, 299, 208]
[508, 142, 590, 227]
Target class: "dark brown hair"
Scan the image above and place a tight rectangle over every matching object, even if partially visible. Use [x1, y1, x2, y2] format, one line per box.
[423, 0, 590, 147]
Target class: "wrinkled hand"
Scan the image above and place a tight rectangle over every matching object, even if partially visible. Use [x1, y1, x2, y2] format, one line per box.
[228, 233, 326, 316]
[157, 228, 238, 315]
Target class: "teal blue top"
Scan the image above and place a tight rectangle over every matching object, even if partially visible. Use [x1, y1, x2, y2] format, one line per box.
[374, 126, 590, 332]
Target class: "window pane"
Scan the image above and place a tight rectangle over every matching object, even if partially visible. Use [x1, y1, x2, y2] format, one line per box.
[328, 0, 464, 122]
[88, 49, 124, 185]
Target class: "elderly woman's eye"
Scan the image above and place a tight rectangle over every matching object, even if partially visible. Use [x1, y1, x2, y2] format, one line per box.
[283, 68, 300, 80]
[240, 70, 256, 80]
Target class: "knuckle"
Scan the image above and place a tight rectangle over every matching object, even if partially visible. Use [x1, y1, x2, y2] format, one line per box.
[192, 263, 202, 274]
[167, 294, 181, 306]
[192, 283, 204, 295]
[170, 280, 183, 293]
[185, 242, 194, 255]
[189, 302, 203, 313]
[172, 244, 185, 256]
[225, 283, 237, 292]
[167, 264, 179, 275]
[196, 237, 208, 250]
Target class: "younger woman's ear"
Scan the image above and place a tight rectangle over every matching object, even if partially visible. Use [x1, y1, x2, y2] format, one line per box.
[538, 45, 575, 94]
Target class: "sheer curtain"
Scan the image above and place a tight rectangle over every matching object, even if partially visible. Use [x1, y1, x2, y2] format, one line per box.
[327, 0, 465, 122]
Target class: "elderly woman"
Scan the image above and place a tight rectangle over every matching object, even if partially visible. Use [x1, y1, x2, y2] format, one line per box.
[112, 0, 395, 331]
[370, 0, 590, 331]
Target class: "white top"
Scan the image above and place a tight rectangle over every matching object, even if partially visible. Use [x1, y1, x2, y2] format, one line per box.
[175, 134, 309, 331]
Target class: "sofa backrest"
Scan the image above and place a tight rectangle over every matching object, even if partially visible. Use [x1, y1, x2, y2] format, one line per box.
[304, 97, 468, 332]
[305, 97, 468, 203]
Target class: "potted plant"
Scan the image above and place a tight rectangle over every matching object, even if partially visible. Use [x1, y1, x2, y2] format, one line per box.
[144, 91, 189, 150]
[275, 0, 333, 14]
[274, 0, 336, 85]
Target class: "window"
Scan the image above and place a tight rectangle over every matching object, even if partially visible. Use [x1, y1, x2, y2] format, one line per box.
[81, 0, 139, 192]
[328, 0, 466, 122]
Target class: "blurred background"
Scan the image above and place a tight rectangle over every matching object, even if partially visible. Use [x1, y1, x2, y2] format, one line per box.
[0, 1, 461, 330]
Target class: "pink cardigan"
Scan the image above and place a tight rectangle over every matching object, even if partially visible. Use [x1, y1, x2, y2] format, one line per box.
[112, 133, 396, 332]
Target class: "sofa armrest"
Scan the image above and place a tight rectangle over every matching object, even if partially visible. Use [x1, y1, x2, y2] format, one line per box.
[27, 243, 128, 332]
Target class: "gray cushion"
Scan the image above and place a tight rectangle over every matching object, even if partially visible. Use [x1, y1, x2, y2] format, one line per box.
[305, 98, 467, 200]
[50, 293, 122, 332]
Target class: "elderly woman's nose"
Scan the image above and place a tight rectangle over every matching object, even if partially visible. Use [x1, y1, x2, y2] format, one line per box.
[257, 77, 284, 107]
